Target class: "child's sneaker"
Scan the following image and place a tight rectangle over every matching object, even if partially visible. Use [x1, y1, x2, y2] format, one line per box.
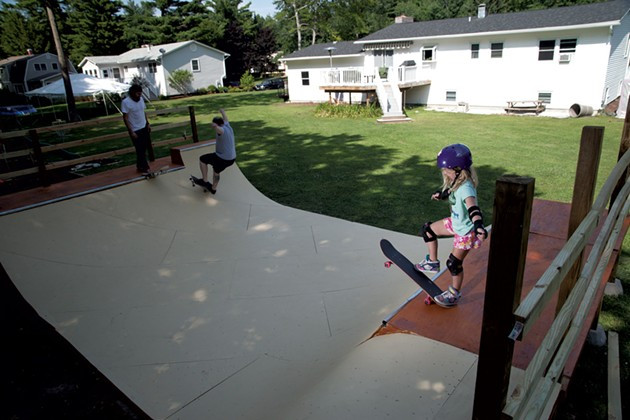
[433, 286, 461, 308]
[414, 255, 440, 273]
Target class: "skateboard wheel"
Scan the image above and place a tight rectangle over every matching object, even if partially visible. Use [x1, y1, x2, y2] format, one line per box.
[384, 261, 392, 268]
[424, 296, 434, 305]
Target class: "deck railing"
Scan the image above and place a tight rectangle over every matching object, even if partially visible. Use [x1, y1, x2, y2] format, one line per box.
[472, 122, 630, 419]
[321, 68, 370, 85]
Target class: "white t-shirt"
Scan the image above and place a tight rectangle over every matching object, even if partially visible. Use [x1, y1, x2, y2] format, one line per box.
[121, 96, 147, 132]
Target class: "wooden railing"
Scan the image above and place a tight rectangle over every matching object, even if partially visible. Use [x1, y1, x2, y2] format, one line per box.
[472, 124, 630, 419]
[0, 106, 198, 186]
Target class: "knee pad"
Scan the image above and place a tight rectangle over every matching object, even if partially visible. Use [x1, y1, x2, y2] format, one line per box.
[420, 222, 437, 243]
[446, 253, 463, 276]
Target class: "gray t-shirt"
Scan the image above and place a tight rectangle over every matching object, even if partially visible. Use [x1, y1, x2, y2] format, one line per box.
[216, 121, 236, 160]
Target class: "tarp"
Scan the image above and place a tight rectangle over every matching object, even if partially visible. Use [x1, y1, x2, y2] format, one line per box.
[617, 79, 630, 118]
[25, 73, 130, 97]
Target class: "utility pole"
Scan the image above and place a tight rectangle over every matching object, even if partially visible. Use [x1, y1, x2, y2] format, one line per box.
[44, 0, 80, 122]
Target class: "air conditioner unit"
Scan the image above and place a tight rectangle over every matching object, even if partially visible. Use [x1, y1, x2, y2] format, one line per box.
[559, 53, 573, 63]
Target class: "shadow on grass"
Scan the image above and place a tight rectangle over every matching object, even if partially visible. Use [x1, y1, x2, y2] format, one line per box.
[234, 116, 510, 235]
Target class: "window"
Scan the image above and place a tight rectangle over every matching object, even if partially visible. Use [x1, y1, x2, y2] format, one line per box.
[559, 38, 577, 53]
[538, 40, 555, 61]
[471, 44, 479, 59]
[446, 91, 457, 101]
[52, 63, 58, 70]
[538, 91, 552, 104]
[491, 42, 503, 58]
[124, 65, 128, 73]
[374, 50, 394, 67]
[103, 69, 108, 78]
[40, 63, 47, 71]
[113, 68, 121, 79]
[422, 46, 436, 62]
[191, 59, 200, 72]
[301, 71, 310, 86]
[34, 63, 41, 71]
[148, 62, 157, 73]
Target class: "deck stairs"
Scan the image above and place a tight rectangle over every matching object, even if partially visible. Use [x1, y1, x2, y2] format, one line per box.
[374, 74, 411, 123]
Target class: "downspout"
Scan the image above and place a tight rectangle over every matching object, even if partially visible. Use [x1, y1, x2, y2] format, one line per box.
[223, 53, 231, 87]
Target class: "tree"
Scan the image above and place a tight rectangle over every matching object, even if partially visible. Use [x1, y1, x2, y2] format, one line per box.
[64, 0, 125, 65]
[168, 69, 193, 94]
[0, 0, 55, 57]
[121, 1, 161, 49]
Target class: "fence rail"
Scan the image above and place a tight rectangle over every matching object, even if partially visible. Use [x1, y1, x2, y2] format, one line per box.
[0, 106, 198, 185]
[473, 121, 630, 419]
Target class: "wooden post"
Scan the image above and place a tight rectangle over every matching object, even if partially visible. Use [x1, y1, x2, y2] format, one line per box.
[556, 126, 604, 315]
[29, 129, 49, 187]
[189, 106, 199, 143]
[473, 176, 534, 420]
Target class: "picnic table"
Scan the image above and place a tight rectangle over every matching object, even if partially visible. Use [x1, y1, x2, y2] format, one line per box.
[505, 100, 546, 115]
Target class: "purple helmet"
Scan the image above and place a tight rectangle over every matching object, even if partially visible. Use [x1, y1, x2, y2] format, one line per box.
[437, 143, 472, 170]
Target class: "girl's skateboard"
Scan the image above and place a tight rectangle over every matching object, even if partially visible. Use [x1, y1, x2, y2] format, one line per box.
[380, 239, 443, 305]
[189, 175, 213, 193]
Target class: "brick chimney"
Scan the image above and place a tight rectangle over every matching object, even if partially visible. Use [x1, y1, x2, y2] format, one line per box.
[395, 15, 414, 23]
[26, 48, 34, 55]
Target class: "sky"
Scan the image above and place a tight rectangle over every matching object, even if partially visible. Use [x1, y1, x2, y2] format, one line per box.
[249, 0, 277, 17]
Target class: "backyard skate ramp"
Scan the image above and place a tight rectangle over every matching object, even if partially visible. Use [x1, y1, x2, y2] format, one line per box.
[0, 144, 474, 419]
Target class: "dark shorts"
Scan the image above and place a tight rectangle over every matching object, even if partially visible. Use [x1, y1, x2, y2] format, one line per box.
[200, 152, 235, 173]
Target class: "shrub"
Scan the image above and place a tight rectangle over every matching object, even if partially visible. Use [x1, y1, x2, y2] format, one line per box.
[314, 102, 383, 118]
[168, 70, 194, 95]
[239, 72, 256, 91]
[208, 85, 218, 93]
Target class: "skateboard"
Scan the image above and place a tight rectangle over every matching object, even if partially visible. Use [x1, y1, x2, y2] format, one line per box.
[190, 175, 214, 193]
[380, 238, 443, 305]
[143, 165, 169, 179]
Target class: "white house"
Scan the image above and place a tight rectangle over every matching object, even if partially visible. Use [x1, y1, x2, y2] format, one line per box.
[281, 0, 630, 118]
[78, 40, 230, 98]
[0, 51, 77, 94]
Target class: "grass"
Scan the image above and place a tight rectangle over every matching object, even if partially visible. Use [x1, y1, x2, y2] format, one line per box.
[15, 90, 629, 417]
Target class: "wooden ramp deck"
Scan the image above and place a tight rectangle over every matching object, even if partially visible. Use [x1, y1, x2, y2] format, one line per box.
[375, 199, 628, 390]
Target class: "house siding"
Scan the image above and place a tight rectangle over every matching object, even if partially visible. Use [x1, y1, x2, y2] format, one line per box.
[603, 10, 630, 104]
[164, 44, 226, 96]
[405, 27, 611, 110]
[286, 56, 365, 103]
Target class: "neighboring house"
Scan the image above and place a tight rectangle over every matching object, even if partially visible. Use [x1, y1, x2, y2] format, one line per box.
[78, 40, 230, 99]
[0, 51, 76, 94]
[281, 0, 630, 118]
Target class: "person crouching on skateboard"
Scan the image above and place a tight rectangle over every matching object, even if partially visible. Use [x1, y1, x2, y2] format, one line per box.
[198, 108, 236, 194]
[414, 143, 488, 308]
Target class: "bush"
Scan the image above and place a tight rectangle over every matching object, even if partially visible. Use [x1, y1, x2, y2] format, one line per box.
[168, 70, 194, 95]
[314, 102, 383, 118]
[239, 72, 256, 91]
[208, 85, 218, 93]
[196, 87, 208, 95]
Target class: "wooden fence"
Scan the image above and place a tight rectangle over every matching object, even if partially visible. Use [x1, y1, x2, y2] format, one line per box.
[472, 123, 630, 419]
[0, 105, 199, 186]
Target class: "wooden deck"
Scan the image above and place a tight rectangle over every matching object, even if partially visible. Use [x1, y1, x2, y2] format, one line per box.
[375, 199, 628, 390]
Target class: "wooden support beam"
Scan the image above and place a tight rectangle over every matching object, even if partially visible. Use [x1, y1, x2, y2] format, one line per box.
[29, 129, 49, 187]
[189, 106, 199, 143]
[556, 126, 604, 315]
[473, 175, 535, 420]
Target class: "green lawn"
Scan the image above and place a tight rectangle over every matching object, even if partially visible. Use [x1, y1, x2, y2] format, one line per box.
[94, 90, 630, 417]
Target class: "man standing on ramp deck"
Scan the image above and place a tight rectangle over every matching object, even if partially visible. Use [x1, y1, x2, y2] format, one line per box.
[197, 108, 236, 194]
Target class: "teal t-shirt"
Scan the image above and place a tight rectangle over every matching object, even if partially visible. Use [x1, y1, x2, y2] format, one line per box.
[448, 180, 477, 235]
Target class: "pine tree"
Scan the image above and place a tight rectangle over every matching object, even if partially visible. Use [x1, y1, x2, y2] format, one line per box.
[64, 0, 125, 65]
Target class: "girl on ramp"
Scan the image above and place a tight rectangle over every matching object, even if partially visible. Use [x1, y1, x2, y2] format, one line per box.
[414, 143, 488, 308]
